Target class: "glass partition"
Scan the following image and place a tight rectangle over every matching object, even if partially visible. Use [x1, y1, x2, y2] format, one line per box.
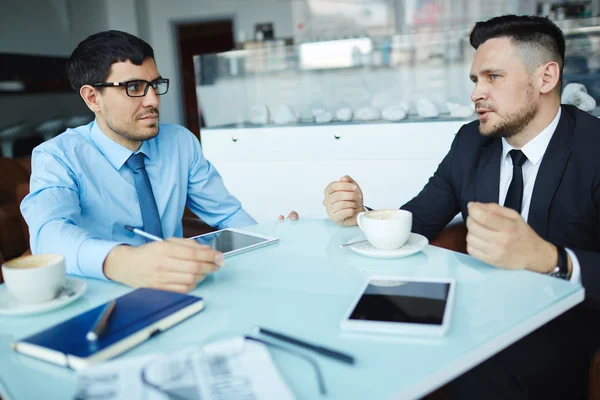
[194, 17, 600, 129]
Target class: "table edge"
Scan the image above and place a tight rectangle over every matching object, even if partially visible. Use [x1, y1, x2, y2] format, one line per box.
[399, 288, 585, 400]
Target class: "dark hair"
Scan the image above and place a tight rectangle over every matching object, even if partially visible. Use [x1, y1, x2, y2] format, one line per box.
[67, 30, 155, 91]
[470, 15, 565, 65]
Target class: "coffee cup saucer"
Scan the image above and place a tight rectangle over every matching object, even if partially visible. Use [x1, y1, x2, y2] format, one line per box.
[346, 233, 429, 259]
[0, 277, 87, 317]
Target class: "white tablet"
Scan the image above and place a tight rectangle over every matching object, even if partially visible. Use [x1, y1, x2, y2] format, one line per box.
[340, 276, 456, 337]
[188, 228, 278, 257]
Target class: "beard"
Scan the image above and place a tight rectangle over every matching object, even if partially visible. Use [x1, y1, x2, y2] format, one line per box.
[104, 108, 160, 142]
[477, 85, 538, 138]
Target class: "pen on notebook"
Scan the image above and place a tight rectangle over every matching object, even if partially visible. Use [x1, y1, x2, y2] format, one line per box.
[256, 326, 355, 365]
[124, 225, 164, 242]
[86, 300, 116, 342]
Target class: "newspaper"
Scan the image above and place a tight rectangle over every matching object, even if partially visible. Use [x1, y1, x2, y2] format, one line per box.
[74, 337, 295, 400]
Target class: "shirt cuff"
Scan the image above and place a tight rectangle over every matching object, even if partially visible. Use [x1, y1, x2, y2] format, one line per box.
[77, 238, 125, 280]
[565, 248, 582, 285]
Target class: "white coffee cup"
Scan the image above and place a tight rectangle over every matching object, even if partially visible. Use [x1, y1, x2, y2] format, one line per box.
[357, 209, 412, 250]
[2, 254, 65, 305]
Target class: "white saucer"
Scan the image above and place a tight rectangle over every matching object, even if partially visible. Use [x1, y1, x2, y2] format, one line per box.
[0, 277, 87, 316]
[346, 233, 429, 259]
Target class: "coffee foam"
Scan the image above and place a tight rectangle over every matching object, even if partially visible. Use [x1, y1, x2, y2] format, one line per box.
[4, 254, 63, 270]
[365, 210, 397, 220]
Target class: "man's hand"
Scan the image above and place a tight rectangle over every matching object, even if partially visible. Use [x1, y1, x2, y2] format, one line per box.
[103, 238, 224, 293]
[323, 175, 364, 226]
[466, 202, 558, 273]
[278, 211, 299, 221]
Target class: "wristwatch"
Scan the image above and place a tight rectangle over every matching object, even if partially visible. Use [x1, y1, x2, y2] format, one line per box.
[548, 245, 570, 280]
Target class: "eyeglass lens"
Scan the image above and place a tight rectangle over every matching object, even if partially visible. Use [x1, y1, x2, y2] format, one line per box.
[126, 80, 168, 97]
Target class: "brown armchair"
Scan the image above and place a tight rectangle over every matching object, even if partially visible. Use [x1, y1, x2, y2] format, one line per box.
[0, 249, 4, 284]
[0, 157, 30, 261]
[429, 220, 468, 255]
[182, 208, 216, 237]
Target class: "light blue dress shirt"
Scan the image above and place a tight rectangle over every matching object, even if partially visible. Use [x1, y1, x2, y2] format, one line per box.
[21, 121, 256, 280]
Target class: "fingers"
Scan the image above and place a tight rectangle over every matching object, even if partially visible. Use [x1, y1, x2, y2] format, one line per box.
[466, 230, 491, 255]
[278, 211, 299, 221]
[467, 202, 515, 232]
[151, 257, 211, 293]
[324, 181, 358, 196]
[469, 202, 521, 219]
[330, 208, 356, 224]
[465, 215, 497, 243]
[161, 283, 196, 293]
[328, 190, 361, 205]
[162, 239, 224, 266]
[328, 200, 358, 214]
[165, 237, 210, 249]
[161, 257, 221, 274]
[154, 262, 209, 293]
[340, 175, 357, 184]
[466, 242, 493, 266]
[483, 202, 522, 218]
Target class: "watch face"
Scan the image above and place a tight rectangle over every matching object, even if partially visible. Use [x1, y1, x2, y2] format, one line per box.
[548, 271, 569, 280]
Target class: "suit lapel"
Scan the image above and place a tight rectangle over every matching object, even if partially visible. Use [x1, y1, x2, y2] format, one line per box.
[528, 106, 573, 238]
[475, 138, 502, 204]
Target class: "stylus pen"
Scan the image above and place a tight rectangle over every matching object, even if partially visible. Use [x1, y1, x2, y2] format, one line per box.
[256, 327, 355, 365]
[86, 300, 116, 341]
[124, 225, 164, 242]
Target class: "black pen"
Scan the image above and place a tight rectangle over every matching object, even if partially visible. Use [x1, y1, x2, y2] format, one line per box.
[86, 300, 116, 341]
[256, 326, 355, 365]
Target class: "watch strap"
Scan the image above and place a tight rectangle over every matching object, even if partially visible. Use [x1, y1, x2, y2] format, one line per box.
[549, 245, 569, 280]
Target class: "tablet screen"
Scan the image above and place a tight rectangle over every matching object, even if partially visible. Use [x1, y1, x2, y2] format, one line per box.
[192, 230, 270, 254]
[349, 279, 450, 325]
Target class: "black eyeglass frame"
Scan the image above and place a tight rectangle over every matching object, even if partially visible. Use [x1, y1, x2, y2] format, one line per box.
[139, 335, 327, 399]
[92, 78, 169, 97]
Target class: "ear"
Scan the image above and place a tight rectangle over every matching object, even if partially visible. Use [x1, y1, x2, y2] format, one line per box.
[539, 61, 561, 95]
[79, 85, 102, 113]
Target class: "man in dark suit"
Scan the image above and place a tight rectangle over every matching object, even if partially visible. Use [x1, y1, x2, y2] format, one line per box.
[323, 15, 600, 399]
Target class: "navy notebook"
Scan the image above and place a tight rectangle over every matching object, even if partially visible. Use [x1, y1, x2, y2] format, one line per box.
[11, 288, 204, 370]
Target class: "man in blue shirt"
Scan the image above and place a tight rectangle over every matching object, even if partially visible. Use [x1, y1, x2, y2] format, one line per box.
[21, 30, 296, 293]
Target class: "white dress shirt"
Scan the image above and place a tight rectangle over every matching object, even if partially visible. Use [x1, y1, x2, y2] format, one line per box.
[499, 107, 581, 284]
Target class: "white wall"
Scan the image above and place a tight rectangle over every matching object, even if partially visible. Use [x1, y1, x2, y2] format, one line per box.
[0, 0, 109, 132]
[1, 0, 73, 56]
[143, 0, 294, 125]
[105, 0, 139, 34]
[67, 0, 110, 49]
[0, 0, 109, 56]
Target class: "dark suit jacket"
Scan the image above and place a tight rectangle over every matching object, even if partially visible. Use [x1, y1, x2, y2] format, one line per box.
[402, 104, 600, 304]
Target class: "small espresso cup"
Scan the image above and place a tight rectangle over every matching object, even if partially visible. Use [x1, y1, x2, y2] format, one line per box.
[2, 254, 65, 305]
[357, 209, 412, 250]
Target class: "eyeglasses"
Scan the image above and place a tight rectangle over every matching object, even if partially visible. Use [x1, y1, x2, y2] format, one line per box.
[92, 78, 169, 97]
[139, 336, 327, 399]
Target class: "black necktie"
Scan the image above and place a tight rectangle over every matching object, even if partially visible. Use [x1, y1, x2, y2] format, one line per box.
[504, 150, 528, 213]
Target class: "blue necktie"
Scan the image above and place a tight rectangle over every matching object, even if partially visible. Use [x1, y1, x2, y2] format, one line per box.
[126, 153, 163, 240]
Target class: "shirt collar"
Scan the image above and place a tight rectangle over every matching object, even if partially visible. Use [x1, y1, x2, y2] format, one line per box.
[501, 107, 561, 167]
[90, 120, 154, 170]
